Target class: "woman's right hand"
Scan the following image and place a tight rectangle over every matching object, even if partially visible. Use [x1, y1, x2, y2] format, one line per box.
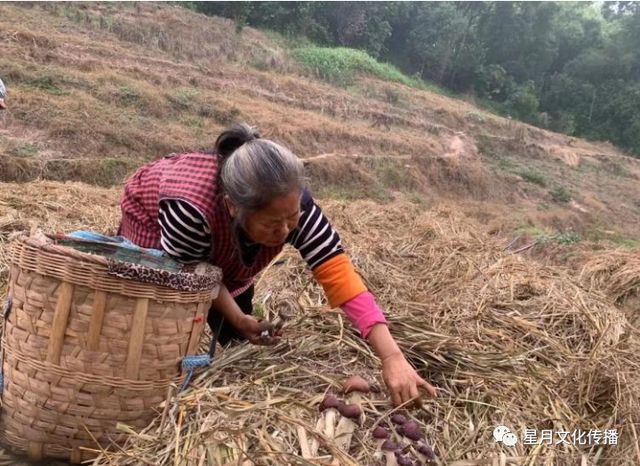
[236, 315, 281, 345]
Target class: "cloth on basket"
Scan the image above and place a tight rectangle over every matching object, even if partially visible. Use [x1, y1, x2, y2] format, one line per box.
[61, 231, 222, 292]
[68, 231, 166, 257]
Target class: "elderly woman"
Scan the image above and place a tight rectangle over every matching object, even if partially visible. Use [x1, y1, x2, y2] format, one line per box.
[119, 123, 437, 406]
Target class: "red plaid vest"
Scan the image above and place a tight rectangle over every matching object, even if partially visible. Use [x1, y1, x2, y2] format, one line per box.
[119, 153, 283, 295]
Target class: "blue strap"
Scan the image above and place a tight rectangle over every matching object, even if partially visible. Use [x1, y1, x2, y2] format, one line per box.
[180, 354, 211, 391]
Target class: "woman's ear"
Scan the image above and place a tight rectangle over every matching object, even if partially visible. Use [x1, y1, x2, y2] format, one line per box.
[224, 195, 239, 218]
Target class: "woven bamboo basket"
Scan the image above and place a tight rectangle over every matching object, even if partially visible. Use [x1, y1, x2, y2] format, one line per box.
[0, 234, 221, 463]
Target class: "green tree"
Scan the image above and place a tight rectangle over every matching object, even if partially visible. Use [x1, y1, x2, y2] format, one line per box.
[184, 1, 640, 157]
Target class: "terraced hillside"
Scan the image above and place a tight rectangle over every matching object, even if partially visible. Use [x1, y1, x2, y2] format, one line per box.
[1, 2, 639, 248]
[0, 3, 639, 465]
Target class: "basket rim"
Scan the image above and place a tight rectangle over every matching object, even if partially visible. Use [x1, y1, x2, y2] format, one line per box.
[10, 234, 221, 302]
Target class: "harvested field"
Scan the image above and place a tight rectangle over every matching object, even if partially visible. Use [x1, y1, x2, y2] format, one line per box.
[2, 182, 637, 465]
[1, 3, 639, 465]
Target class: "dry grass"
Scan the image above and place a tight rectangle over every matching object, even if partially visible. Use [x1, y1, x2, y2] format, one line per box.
[580, 251, 640, 304]
[0, 181, 120, 297]
[0, 3, 639, 462]
[579, 251, 640, 328]
[3, 188, 629, 465]
[2, 1, 640, 247]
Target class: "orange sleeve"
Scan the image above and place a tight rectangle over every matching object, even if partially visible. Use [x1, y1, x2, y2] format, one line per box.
[312, 254, 367, 308]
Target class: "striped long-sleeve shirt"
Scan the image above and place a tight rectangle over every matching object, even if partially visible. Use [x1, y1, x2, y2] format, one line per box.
[158, 199, 212, 263]
[158, 190, 343, 271]
[158, 190, 387, 337]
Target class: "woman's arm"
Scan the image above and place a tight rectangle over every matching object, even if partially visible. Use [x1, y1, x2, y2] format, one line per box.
[341, 291, 438, 404]
[211, 283, 247, 330]
[289, 193, 437, 404]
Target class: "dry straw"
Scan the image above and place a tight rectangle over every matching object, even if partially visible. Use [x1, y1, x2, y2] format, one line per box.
[81, 199, 638, 466]
[1, 183, 639, 464]
[579, 251, 640, 307]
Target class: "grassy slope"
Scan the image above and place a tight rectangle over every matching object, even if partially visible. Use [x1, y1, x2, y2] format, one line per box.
[0, 6, 638, 464]
[0, 2, 639, 248]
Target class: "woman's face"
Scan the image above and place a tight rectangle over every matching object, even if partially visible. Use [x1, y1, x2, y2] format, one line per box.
[240, 190, 302, 247]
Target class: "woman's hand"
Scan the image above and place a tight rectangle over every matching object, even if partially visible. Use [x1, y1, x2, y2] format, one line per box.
[236, 315, 282, 345]
[212, 284, 281, 345]
[381, 352, 438, 406]
[366, 324, 438, 406]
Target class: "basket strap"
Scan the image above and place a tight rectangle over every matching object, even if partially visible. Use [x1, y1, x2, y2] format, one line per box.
[180, 354, 211, 391]
[178, 312, 221, 392]
[0, 296, 12, 395]
[2, 296, 11, 319]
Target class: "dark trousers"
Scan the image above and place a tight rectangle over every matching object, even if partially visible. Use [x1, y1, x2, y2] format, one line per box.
[207, 285, 254, 347]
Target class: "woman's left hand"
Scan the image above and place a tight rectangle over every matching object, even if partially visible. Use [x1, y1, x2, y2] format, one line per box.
[381, 352, 438, 406]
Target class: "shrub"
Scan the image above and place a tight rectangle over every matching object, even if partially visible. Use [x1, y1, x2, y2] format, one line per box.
[505, 81, 540, 122]
[168, 87, 199, 111]
[554, 231, 581, 245]
[293, 46, 422, 88]
[24, 76, 70, 96]
[384, 87, 401, 105]
[515, 169, 547, 186]
[11, 143, 39, 158]
[550, 186, 572, 203]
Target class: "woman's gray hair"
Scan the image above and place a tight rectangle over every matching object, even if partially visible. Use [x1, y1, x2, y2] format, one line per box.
[215, 123, 306, 219]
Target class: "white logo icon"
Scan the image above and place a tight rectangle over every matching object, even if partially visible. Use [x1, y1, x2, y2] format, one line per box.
[493, 425, 518, 446]
[502, 432, 518, 447]
[493, 425, 510, 442]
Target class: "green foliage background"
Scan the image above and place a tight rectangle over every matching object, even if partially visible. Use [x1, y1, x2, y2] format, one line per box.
[187, 1, 640, 157]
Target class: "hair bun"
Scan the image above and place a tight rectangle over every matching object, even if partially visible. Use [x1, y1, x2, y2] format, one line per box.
[215, 122, 260, 158]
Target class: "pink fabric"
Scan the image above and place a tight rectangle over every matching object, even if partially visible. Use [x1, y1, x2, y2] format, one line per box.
[340, 291, 388, 338]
